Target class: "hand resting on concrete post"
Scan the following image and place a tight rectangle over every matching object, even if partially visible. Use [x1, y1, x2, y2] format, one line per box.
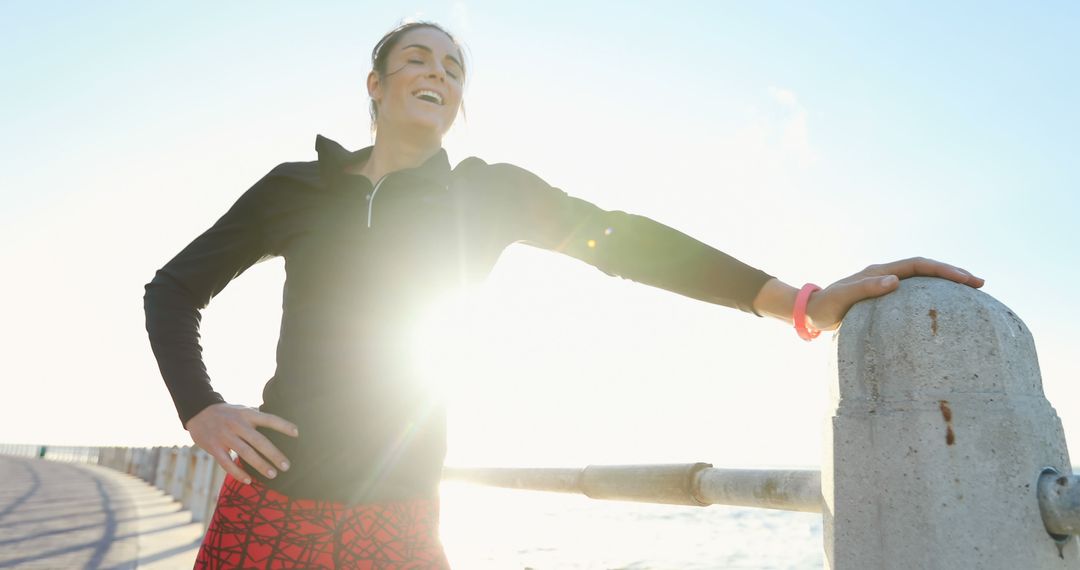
[751, 256, 985, 331]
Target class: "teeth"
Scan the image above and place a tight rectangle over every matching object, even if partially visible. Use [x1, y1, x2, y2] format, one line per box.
[414, 90, 443, 105]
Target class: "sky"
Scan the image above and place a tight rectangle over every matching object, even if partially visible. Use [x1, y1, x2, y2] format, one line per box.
[1, 1, 1077, 471]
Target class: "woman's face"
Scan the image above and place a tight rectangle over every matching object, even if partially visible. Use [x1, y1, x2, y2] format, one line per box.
[369, 27, 465, 140]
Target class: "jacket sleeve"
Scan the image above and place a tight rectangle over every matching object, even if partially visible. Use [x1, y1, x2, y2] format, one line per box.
[485, 161, 774, 314]
[143, 169, 283, 427]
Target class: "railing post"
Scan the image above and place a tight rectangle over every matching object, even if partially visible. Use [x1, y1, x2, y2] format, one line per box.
[825, 277, 1078, 568]
[203, 461, 227, 530]
[189, 449, 217, 523]
[172, 447, 190, 504]
[157, 447, 177, 492]
[147, 447, 161, 483]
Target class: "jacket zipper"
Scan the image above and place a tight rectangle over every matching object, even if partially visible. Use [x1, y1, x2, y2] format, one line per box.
[366, 176, 388, 228]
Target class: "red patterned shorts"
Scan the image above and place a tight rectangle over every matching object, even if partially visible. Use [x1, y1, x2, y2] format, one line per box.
[194, 472, 450, 569]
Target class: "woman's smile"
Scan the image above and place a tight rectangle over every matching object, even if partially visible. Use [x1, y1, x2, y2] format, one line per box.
[413, 89, 445, 105]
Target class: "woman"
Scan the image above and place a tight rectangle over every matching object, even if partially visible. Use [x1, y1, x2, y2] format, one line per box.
[144, 21, 983, 569]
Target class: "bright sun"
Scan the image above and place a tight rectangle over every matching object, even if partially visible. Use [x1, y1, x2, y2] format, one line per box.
[409, 283, 494, 399]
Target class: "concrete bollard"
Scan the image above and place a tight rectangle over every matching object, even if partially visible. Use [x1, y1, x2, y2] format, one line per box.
[824, 277, 1078, 568]
[159, 447, 179, 493]
[189, 449, 217, 522]
[142, 447, 161, 483]
[154, 447, 171, 490]
[172, 447, 190, 504]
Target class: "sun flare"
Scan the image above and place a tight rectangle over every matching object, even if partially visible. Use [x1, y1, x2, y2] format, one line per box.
[409, 283, 493, 398]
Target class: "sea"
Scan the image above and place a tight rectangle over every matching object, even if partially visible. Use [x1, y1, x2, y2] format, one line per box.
[438, 482, 823, 569]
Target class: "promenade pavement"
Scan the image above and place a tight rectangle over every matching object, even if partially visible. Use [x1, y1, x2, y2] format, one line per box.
[0, 455, 203, 569]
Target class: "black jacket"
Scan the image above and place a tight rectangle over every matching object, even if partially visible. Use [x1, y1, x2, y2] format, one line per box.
[144, 135, 774, 502]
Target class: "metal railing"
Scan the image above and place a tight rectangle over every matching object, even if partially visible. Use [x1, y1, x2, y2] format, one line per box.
[443, 464, 822, 513]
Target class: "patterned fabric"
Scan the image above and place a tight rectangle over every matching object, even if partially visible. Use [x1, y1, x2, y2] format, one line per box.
[195, 472, 450, 569]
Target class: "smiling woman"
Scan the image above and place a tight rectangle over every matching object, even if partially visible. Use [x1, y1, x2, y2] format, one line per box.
[142, 18, 984, 570]
[364, 23, 466, 143]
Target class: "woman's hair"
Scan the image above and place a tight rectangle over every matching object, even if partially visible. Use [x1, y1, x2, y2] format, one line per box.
[369, 21, 467, 135]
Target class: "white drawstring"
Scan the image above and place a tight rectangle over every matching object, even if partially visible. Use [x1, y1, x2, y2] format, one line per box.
[366, 177, 388, 228]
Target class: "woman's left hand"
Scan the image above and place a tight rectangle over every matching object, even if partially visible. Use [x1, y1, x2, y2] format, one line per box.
[805, 257, 984, 331]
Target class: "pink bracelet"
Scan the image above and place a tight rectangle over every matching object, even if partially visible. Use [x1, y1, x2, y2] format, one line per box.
[793, 283, 822, 341]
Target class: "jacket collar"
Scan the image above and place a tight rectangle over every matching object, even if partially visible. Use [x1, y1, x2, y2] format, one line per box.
[315, 134, 451, 188]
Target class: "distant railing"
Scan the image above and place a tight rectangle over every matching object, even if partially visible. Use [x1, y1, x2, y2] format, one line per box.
[1, 443, 226, 526]
[4, 278, 1079, 568]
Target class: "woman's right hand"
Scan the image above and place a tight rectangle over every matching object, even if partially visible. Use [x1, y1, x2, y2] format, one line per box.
[185, 403, 299, 484]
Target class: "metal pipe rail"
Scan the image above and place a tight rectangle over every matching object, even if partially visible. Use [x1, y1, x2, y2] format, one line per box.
[442, 463, 823, 513]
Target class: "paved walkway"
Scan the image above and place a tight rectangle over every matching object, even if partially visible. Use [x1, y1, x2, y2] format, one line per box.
[0, 455, 203, 569]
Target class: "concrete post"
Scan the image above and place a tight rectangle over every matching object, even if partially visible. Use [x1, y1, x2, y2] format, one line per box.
[189, 449, 216, 522]
[173, 447, 191, 505]
[203, 463, 227, 530]
[143, 447, 161, 483]
[825, 277, 1078, 568]
[154, 446, 168, 487]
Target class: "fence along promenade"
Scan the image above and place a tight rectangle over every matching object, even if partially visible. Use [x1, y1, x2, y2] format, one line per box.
[3, 277, 1079, 567]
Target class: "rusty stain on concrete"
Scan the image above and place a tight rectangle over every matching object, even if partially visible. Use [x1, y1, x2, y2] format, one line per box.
[939, 400, 955, 445]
